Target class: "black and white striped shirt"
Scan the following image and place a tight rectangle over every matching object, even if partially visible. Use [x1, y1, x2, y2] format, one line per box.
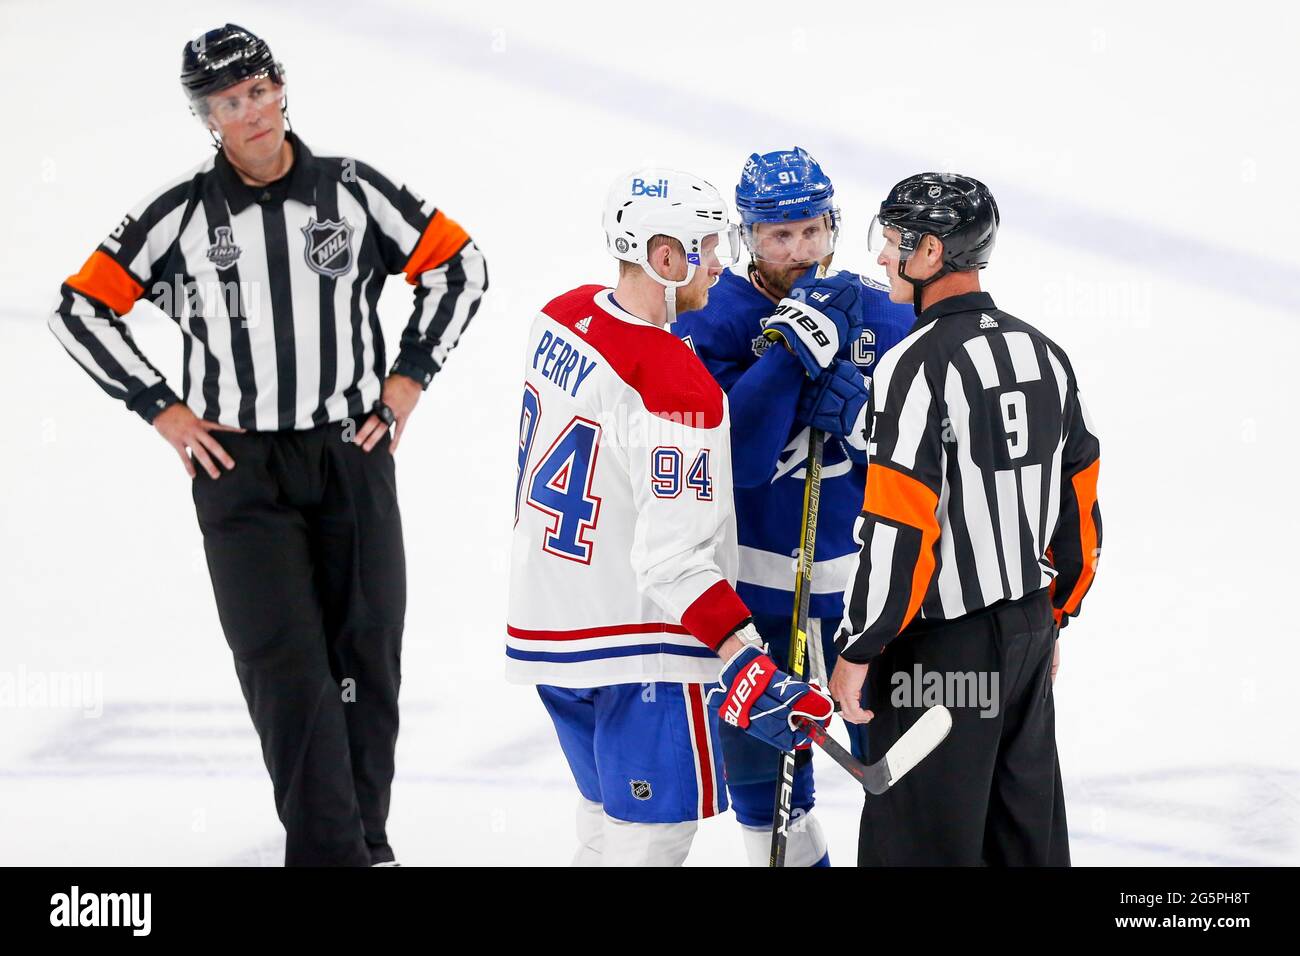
[837, 291, 1102, 663]
[50, 131, 488, 429]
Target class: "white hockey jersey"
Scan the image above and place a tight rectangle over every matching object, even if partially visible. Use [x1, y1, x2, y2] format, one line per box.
[506, 285, 751, 688]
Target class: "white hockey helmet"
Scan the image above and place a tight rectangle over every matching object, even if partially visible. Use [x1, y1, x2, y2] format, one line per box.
[603, 168, 740, 289]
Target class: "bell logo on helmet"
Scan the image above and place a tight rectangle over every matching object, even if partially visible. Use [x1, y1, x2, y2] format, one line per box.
[631, 177, 669, 198]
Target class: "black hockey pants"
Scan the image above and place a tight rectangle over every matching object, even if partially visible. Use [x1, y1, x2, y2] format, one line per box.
[192, 421, 405, 866]
[857, 588, 1070, 866]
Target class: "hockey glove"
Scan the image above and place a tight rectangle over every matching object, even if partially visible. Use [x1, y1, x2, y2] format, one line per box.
[711, 643, 833, 752]
[760, 266, 861, 379]
[796, 359, 870, 458]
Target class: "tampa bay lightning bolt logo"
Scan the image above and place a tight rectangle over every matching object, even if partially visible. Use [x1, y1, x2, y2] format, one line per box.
[301, 217, 355, 278]
[206, 226, 241, 271]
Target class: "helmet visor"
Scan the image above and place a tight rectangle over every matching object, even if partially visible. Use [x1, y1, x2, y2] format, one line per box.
[867, 214, 905, 258]
[193, 73, 284, 123]
[743, 210, 838, 263]
[646, 223, 742, 288]
[695, 223, 741, 271]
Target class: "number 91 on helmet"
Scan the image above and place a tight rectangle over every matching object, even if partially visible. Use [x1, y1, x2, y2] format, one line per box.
[734, 147, 840, 265]
[603, 168, 740, 289]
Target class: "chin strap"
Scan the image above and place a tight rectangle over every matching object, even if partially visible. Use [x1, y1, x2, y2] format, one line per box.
[641, 258, 694, 325]
[899, 256, 951, 316]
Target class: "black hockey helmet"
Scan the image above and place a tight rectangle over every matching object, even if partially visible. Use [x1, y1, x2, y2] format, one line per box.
[180, 24, 283, 106]
[872, 173, 999, 272]
[869, 173, 999, 314]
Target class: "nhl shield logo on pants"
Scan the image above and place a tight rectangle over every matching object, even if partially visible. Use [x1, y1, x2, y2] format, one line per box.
[301, 217, 355, 278]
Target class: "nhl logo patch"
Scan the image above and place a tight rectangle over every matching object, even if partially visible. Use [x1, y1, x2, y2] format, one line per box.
[302, 217, 355, 278]
[630, 780, 653, 801]
[206, 226, 241, 271]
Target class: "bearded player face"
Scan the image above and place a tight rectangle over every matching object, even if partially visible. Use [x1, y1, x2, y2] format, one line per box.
[748, 215, 835, 299]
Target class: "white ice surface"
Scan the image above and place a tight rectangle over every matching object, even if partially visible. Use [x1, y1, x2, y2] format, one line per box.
[1, 0, 1298, 865]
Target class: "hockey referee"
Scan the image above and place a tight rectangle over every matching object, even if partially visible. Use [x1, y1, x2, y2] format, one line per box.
[828, 174, 1100, 866]
[48, 24, 488, 865]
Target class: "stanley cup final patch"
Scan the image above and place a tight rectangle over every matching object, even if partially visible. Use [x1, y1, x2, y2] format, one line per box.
[301, 217, 355, 278]
[206, 226, 242, 271]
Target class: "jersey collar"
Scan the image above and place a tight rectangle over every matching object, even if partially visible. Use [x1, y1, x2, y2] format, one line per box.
[215, 130, 318, 214]
[595, 289, 663, 329]
[914, 291, 997, 329]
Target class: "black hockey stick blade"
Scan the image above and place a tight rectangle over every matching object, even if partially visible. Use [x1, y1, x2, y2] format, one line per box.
[798, 705, 952, 795]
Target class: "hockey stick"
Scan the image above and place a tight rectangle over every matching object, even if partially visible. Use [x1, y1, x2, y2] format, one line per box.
[797, 704, 953, 795]
[769, 427, 825, 867]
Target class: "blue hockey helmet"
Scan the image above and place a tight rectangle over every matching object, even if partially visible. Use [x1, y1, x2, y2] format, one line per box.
[735, 147, 840, 260]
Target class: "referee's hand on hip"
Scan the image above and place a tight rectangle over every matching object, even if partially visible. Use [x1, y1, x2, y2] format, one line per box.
[153, 404, 244, 480]
[354, 373, 423, 455]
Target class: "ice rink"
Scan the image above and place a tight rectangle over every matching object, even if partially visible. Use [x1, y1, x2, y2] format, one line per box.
[2, 0, 1298, 866]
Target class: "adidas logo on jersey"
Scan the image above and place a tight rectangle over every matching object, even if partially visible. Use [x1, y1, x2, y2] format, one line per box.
[575, 315, 592, 334]
[979, 314, 998, 329]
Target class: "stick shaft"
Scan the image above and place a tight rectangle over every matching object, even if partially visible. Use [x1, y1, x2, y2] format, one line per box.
[769, 428, 825, 867]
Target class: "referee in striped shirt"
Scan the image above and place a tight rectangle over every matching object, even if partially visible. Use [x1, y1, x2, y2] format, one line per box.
[828, 174, 1100, 866]
[48, 24, 488, 865]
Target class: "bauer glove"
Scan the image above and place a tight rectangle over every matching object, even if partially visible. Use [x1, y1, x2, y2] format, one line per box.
[710, 639, 833, 752]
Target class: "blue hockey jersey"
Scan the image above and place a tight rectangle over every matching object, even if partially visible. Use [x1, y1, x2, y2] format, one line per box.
[673, 268, 913, 619]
